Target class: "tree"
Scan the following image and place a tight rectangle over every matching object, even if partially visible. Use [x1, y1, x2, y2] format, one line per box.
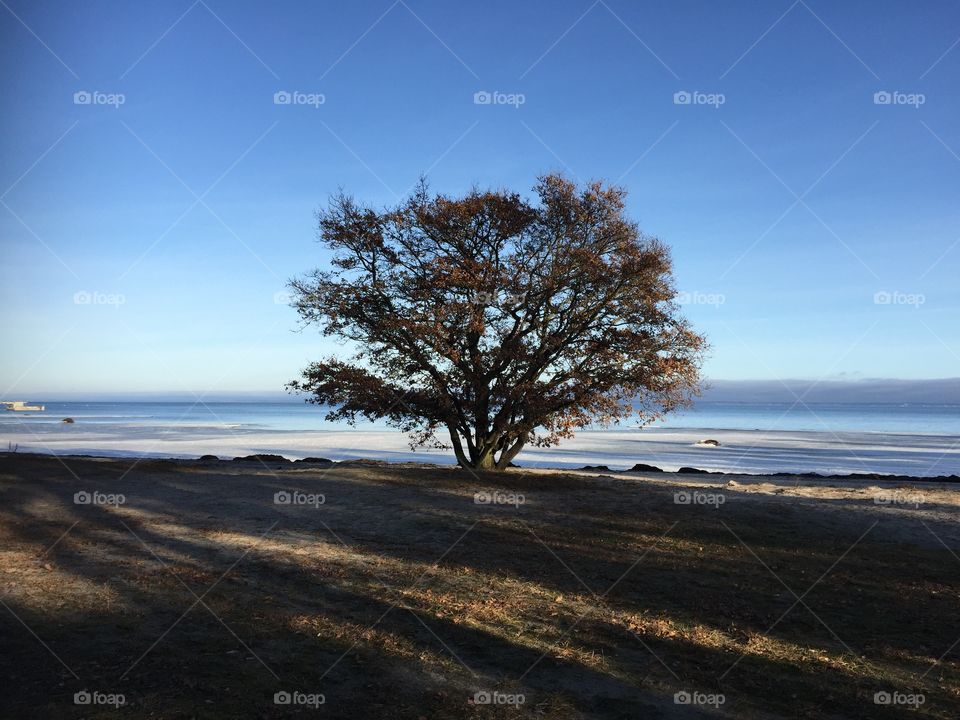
[288, 174, 705, 471]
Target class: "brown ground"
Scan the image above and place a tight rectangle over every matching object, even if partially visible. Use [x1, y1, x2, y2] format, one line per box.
[1, 452, 958, 719]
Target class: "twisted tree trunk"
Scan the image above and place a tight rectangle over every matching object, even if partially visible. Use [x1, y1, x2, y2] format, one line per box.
[449, 425, 526, 471]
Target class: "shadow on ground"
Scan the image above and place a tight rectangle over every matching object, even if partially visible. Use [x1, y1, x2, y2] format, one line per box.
[1, 453, 958, 718]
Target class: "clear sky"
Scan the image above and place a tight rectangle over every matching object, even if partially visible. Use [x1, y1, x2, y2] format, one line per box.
[1, 0, 958, 396]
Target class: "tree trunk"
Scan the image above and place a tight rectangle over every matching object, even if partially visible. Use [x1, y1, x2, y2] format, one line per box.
[448, 426, 471, 468]
[464, 424, 499, 469]
[495, 437, 525, 470]
[474, 454, 497, 470]
[449, 426, 525, 471]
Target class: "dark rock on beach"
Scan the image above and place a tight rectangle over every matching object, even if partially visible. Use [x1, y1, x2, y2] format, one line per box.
[61, 417, 74, 423]
[233, 454, 289, 463]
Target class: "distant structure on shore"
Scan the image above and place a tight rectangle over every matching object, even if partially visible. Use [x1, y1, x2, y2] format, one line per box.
[2, 401, 45, 411]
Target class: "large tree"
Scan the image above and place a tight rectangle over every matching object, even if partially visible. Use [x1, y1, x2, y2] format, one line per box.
[288, 175, 705, 470]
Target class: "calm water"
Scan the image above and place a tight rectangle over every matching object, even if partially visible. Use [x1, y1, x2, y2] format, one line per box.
[3, 400, 959, 434]
[2, 400, 958, 475]
[659, 401, 960, 434]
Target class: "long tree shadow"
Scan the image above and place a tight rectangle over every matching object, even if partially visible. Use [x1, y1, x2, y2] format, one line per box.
[1, 454, 957, 718]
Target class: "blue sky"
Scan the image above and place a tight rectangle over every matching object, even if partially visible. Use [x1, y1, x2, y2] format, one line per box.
[1, 0, 958, 396]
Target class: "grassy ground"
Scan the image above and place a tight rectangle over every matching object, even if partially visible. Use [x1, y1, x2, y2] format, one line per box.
[1, 452, 958, 718]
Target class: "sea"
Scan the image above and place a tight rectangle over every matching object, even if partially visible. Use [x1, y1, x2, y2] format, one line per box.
[2, 400, 958, 477]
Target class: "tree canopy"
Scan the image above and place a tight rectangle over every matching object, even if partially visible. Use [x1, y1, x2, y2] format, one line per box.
[289, 174, 705, 470]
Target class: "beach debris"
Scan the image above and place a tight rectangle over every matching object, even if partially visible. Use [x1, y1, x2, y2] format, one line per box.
[233, 454, 289, 463]
[696, 439, 721, 447]
[629, 463, 663, 473]
[61, 417, 75, 423]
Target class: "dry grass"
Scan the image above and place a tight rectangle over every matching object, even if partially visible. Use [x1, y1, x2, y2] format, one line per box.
[0, 452, 958, 718]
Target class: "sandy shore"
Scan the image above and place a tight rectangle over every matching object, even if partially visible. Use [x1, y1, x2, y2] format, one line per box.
[1, 452, 958, 718]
